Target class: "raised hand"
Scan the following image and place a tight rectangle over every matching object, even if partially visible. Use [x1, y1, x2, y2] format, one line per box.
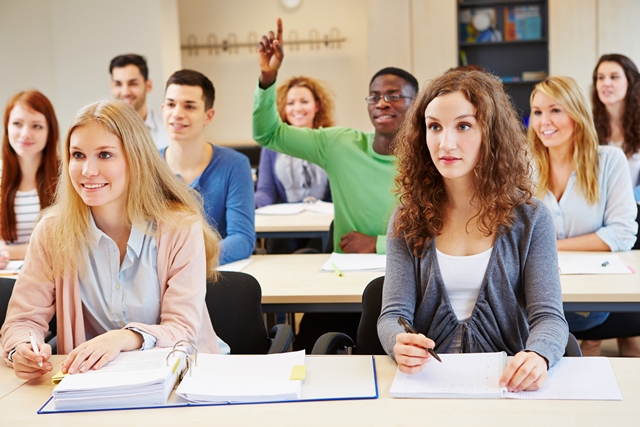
[258, 18, 284, 88]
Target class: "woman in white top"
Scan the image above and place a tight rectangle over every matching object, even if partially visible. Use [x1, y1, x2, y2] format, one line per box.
[1, 91, 59, 268]
[529, 76, 638, 356]
[379, 69, 568, 393]
[592, 54, 640, 204]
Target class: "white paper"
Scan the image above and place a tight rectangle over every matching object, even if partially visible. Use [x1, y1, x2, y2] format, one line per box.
[0, 260, 23, 274]
[558, 253, 632, 275]
[320, 253, 386, 272]
[217, 258, 252, 272]
[390, 352, 623, 401]
[176, 350, 306, 403]
[255, 201, 334, 216]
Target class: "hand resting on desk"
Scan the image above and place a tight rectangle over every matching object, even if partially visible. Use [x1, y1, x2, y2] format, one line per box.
[62, 329, 143, 375]
[393, 332, 436, 374]
[499, 350, 548, 392]
[340, 232, 377, 253]
[12, 342, 53, 379]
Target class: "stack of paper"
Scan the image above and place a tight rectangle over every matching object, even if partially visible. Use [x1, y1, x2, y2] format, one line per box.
[390, 352, 623, 401]
[0, 260, 23, 275]
[255, 201, 334, 215]
[52, 348, 186, 410]
[176, 351, 306, 403]
[320, 253, 386, 272]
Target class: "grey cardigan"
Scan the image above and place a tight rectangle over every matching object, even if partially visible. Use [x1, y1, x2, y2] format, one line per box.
[377, 199, 569, 368]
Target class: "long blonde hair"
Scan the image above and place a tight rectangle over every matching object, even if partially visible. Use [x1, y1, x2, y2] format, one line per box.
[528, 76, 600, 204]
[44, 100, 220, 279]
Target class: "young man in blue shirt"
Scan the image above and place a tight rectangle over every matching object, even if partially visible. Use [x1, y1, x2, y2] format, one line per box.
[161, 70, 255, 265]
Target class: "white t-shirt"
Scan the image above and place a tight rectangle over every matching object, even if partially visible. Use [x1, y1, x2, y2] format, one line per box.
[437, 246, 493, 353]
[10, 189, 40, 244]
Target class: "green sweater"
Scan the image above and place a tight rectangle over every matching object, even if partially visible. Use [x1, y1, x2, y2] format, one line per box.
[252, 83, 398, 253]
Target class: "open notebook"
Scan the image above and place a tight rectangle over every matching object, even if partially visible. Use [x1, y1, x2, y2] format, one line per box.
[39, 350, 378, 414]
[390, 352, 622, 400]
[557, 253, 632, 275]
[255, 201, 334, 215]
[320, 253, 386, 273]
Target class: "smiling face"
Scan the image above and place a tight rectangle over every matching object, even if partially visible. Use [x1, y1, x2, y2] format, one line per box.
[531, 91, 575, 151]
[68, 122, 129, 217]
[110, 65, 151, 114]
[284, 86, 318, 128]
[367, 74, 415, 136]
[596, 61, 629, 108]
[425, 91, 482, 186]
[7, 104, 49, 161]
[162, 84, 214, 144]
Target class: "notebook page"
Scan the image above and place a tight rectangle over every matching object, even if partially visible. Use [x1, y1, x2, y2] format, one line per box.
[176, 351, 305, 403]
[255, 203, 306, 215]
[558, 253, 631, 274]
[320, 253, 386, 272]
[390, 352, 505, 399]
[306, 201, 334, 214]
[505, 357, 623, 400]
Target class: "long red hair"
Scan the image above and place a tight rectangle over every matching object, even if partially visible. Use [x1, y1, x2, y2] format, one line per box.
[1, 91, 59, 242]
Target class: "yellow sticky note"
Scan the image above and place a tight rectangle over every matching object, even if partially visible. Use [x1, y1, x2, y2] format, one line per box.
[290, 364, 306, 381]
[52, 370, 66, 385]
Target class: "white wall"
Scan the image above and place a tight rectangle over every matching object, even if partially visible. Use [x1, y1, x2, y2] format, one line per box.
[177, 0, 371, 145]
[0, 0, 180, 134]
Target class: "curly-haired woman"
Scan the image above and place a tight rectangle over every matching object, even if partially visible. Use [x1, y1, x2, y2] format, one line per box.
[377, 69, 568, 393]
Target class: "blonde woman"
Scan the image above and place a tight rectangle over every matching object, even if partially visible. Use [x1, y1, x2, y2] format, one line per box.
[2, 100, 222, 379]
[529, 76, 638, 356]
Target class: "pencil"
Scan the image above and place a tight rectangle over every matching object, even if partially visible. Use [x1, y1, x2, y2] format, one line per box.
[331, 262, 343, 277]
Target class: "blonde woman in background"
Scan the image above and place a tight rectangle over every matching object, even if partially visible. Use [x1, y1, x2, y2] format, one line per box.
[2, 100, 223, 379]
[529, 76, 638, 356]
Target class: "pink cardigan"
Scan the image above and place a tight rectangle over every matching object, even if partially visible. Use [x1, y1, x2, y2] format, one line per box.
[1, 213, 220, 366]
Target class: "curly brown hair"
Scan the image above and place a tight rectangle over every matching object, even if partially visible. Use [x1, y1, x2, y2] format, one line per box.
[393, 70, 533, 255]
[276, 76, 335, 128]
[591, 54, 640, 157]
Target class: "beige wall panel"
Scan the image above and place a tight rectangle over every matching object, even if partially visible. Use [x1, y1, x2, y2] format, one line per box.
[367, 0, 412, 76]
[178, 0, 370, 146]
[597, 0, 640, 66]
[548, 0, 597, 94]
[412, 0, 457, 87]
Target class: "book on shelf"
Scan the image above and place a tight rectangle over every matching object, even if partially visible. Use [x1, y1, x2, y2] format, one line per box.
[390, 352, 622, 401]
[459, 7, 501, 43]
[504, 5, 542, 41]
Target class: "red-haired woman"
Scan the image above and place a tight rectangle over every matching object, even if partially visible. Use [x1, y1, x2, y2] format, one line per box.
[1, 91, 59, 267]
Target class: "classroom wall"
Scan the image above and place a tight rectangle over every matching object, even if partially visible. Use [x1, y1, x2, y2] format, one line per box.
[177, 0, 371, 146]
[0, 0, 180, 134]
[2, 0, 639, 146]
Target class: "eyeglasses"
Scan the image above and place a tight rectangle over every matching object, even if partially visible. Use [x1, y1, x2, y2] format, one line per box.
[365, 94, 414, 104]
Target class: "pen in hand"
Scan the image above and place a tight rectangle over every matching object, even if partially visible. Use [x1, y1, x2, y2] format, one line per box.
[398, 317, 442, 363]
[28, 330, 43, 368]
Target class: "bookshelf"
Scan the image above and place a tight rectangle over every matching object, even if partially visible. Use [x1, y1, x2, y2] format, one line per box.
[457, 0, 548, 119]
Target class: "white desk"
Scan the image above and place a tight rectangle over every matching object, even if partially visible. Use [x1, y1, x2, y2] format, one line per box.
[1, 355, 639, 426]
[244, 252, 640, 313]
[255, 211, 334, 249]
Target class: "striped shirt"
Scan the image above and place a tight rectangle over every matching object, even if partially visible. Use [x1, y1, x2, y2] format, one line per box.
[9, 189, 40, 244]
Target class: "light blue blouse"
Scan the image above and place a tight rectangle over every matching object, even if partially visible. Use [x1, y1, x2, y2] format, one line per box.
[79, 216, 160, 349]
[540, 145, 638, 251]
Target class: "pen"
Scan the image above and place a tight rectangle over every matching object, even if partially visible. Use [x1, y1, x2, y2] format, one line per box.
[331, 262, 343, 277]
[28, 330, 43, 368]
[398, 317, 442, 363]
[601, 261, 610, 267]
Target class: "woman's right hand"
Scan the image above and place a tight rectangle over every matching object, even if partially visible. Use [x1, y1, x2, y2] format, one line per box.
[258, 18, 285, 88]
[393, 332, 436, 374]
[12, 342, 53, 379]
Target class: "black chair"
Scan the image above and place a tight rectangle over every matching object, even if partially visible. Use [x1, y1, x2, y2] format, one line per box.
[311, 275, 582, 357]
[634, 203, 640, 250]
[205, 271, 293, 354]
[0, 276, 57, 351]
[311, 276, 385, 355]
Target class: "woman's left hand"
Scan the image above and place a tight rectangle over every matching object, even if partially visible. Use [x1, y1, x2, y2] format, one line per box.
[62, 329, 143, 374]
[499, 351, 548, 392]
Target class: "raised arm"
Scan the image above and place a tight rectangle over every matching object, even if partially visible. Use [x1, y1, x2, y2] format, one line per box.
[258, 18, 284, 89]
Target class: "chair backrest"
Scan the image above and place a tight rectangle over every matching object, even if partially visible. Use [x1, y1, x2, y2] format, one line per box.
[0, 277, 16, 328]
[354, 276, 386, 355]
[564, 332, 582, 357]
[324, 220, 334, 253]
[205, 271, 271, 354]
